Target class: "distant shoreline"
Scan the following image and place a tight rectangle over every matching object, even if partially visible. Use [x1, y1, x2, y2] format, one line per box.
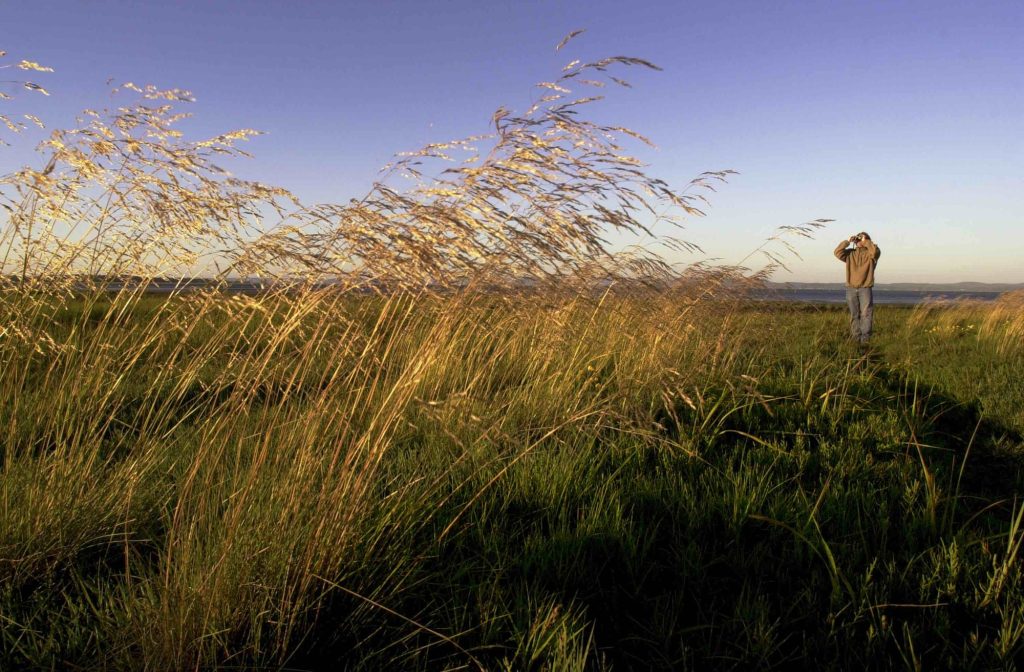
[4, 276, 1021, 304]
[756, 287, 1009, 305]
[768, 281, 1024, 293]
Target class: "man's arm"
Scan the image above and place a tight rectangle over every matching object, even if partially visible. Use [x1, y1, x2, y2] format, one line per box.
[834, 240, 851, 262]
[863, 240, 880, 261]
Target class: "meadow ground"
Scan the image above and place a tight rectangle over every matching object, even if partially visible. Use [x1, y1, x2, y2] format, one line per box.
[1, 290, 1022, 670]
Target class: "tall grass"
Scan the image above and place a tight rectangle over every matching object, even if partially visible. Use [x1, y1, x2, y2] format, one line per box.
[1, 292, 1022, 669]
[0, 284, 723, 666]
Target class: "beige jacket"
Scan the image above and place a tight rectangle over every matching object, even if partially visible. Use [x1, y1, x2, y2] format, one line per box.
[834, 239, 881, 288]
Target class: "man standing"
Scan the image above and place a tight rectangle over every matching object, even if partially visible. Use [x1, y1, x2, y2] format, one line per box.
[835, 232, 881, 345]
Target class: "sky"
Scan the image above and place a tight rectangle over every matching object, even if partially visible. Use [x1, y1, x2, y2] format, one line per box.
[2, 0, 1021, 283]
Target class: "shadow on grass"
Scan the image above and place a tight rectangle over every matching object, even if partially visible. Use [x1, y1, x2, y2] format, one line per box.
[868, 361, 1024, 519]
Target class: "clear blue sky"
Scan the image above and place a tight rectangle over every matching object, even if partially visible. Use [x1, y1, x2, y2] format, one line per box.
[3, 0, 1021, 283]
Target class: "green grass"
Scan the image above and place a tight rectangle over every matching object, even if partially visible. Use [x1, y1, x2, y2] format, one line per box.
[1, 292, 1022, 670]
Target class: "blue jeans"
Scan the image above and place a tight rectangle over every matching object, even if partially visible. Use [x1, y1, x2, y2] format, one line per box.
[846, 287, 873, 343]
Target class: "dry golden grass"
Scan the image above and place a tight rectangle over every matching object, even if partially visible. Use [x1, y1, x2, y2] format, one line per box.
[905, 289, 1024, 358]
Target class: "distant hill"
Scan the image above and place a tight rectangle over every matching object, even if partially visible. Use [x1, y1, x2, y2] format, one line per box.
[768, 282, 1024, 292]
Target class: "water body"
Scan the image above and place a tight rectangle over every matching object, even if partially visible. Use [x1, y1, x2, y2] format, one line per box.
[76, 279, 309, 295]
[759, 288, 1005, 305]
[76, 281, 1009, 305]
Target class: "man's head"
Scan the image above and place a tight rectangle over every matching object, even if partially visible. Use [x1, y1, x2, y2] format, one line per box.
[854, 232, 871, 247]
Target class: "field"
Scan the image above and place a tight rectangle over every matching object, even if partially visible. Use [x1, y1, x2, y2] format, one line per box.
[1, 289, 1022, 670]
[2, 40, 1023, 671]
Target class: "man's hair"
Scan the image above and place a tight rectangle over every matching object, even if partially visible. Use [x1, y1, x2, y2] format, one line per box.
[858, 232, 871, 241]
